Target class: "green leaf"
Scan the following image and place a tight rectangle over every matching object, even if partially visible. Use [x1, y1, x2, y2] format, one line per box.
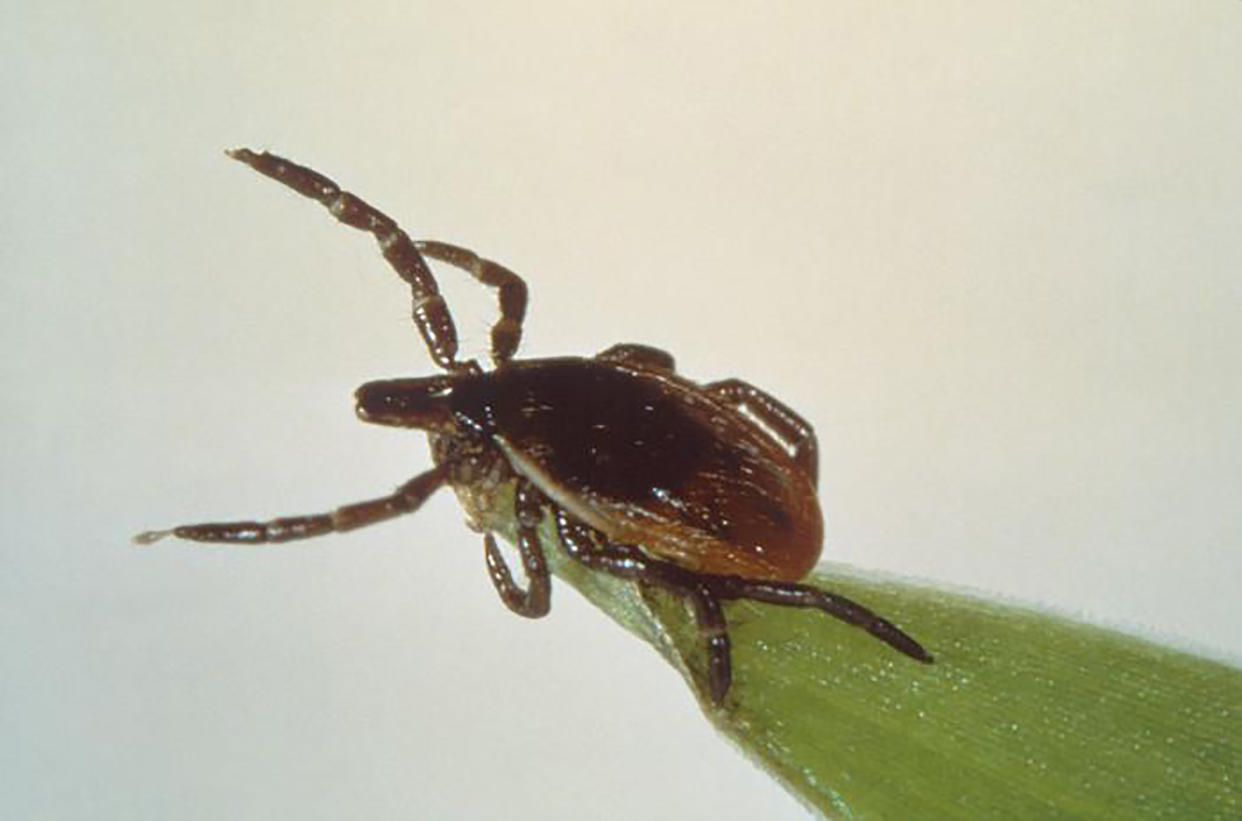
[533, 517, 1242, 818]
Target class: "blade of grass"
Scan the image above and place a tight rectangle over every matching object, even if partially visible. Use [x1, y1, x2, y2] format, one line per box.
[531, 517, 1241, 818]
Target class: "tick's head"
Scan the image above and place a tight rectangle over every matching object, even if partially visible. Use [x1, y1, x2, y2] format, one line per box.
[354, 375, 461, 431]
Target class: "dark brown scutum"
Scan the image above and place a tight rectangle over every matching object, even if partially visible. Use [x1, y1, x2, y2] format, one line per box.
[454, 359, 723, 498]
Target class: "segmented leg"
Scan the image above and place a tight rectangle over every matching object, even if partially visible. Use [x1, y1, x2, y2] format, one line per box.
[687, 582, 732, 703]
[226, 148, 468, 373]
[553, 508, 931, 704]
[415, 241, 528, 368]
[707, 378, 819, 486]
[554, 509, 733, 703]
[482, 481, 550, 617]
[133, 464, 449, 545]
[704, 577, 933, 663]
[595, 342, 676, 373]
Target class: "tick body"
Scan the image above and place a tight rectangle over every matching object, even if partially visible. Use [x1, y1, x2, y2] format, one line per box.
[138, 149, 932, 705]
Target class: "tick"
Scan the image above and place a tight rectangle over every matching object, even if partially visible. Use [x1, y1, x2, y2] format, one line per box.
[137, 148, 932, 704]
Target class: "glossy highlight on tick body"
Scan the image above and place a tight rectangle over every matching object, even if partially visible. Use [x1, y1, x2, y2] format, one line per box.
[136, 148, 932, 705]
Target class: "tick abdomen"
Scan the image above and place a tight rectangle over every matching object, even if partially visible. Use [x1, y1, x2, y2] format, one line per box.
[451, 358, 822, 581]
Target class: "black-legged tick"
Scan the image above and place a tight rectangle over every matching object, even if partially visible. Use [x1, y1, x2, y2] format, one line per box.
[136, 149, 932, 704]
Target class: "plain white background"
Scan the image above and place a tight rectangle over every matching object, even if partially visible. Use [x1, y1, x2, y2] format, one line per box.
[4, 2, 1240, 818]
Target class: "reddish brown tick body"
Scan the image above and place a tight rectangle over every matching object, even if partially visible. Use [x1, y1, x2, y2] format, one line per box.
[137, 149, 931, 705]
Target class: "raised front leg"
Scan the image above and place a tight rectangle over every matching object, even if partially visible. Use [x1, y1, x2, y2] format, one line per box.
[416, 241, 528, 368]
[134, 464, 449, 545]
[707, 378, 819, 487]
[226, 148, 469, 373]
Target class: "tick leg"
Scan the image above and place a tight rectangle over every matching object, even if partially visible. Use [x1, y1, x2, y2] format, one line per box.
[226, 148, 469, 373]
[553, 509, 932, 702]
[554, 510, 733, 703]
[134, 464, 449, 545]
[705, 576, 934, 664]
[415, 241, 528, 368]
[481, 481, 550, 617]
[595, 343, 676, 373]
[688, 582, 732, 704]
[706, 378, 819, 487]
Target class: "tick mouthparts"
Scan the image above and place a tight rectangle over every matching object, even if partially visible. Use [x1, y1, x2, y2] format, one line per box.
[354, 378, 457, 429]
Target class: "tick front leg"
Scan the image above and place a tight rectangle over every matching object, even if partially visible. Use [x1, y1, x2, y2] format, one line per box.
[481, 481, 550, 617]
[226, 148, 468, 373]
[134, 464, 449, 545]
[706, 378, 819, 487]
[416, 241, 528, 368]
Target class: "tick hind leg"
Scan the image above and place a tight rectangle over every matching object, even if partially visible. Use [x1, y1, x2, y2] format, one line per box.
[707, 378, 819, 487]
[554, 510, 734, 703]
[134, 464, 449, 545]
[704, 577, 934, 664]
[596, 343, 676, 373]
[227, 148, 473, 373]
[553, 509, 932, 705]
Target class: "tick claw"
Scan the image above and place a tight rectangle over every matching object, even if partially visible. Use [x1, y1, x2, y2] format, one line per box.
[132, 529, 172, 545]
